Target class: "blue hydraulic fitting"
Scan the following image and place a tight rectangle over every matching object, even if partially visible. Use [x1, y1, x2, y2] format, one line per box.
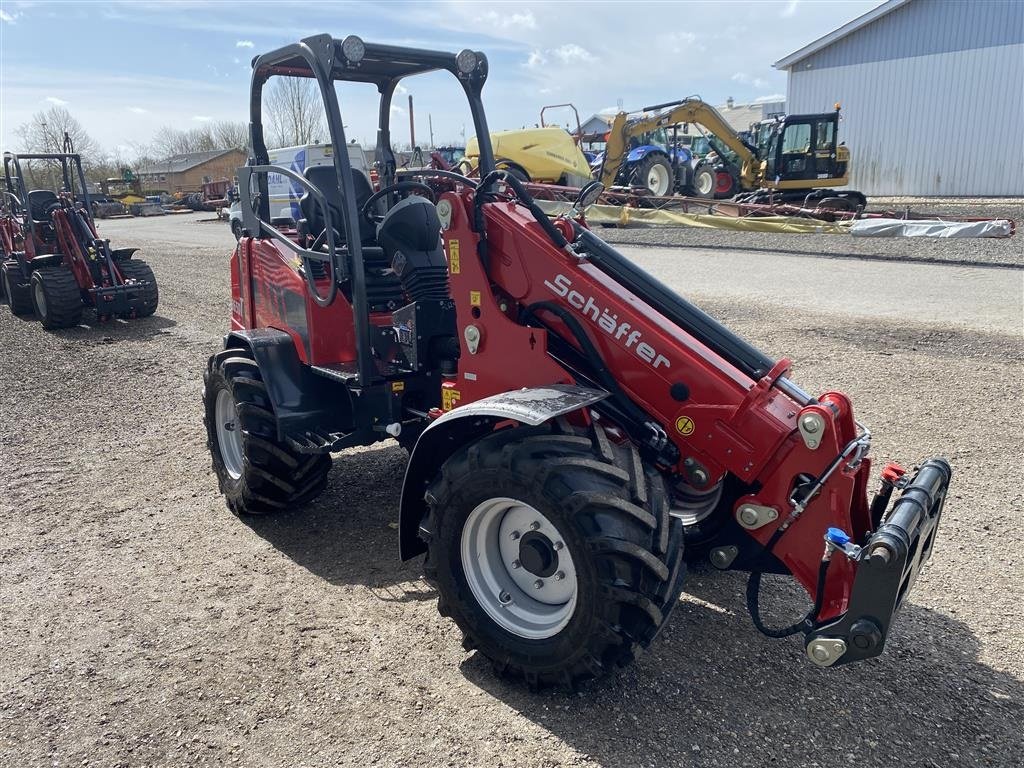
[826, 527, 851, 547]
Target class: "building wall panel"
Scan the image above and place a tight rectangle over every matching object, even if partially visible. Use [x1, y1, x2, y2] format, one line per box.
[797, 0, 1024, 70]
[787, 43, 1024, 196]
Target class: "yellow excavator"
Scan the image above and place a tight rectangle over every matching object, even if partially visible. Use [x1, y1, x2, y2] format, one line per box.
[601, 98, 865, 209]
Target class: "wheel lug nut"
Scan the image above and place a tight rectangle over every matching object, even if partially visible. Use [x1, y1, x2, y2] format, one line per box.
[554, 571, 565, 581]
[530, 521, 541, 531]
[533, 579, 544, 589]
[509, 530, 520, 540]
[510, 559, 521, 569]
[498, 591, 511, 604]
[552, 541, 563, 551]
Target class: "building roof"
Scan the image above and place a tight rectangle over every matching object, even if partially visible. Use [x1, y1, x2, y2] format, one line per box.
[774, 0, 911, 69]
[137, 148, 243, 176]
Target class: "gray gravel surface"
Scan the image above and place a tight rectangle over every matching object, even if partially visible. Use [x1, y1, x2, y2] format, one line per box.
[2, 213, 1022, 767]
[601, 199, 1023, 268]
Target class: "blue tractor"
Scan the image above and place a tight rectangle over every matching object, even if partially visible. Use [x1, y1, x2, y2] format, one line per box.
[589, 126, 717, 198]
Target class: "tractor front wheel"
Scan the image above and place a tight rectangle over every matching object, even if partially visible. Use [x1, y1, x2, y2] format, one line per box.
[422, 422, 686, 689]
[117, 259, 159, 318]
[203, 348, 332, 516]
[691, 166, 716, 199]
[634, 154, 673, 196]
[31, 267, 83, 329]
[2, 263, 34, 316]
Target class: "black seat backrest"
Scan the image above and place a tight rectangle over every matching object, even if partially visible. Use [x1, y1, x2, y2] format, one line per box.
[27, 190, 59, 222]
[299, 166, 375, 246]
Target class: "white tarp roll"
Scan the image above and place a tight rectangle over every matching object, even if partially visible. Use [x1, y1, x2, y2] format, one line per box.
[849, 218, 1013, 238]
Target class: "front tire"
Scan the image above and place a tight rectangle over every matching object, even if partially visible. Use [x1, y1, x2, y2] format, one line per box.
[422, 422, 686, 689]
[117, 259, 159, 318]
[203, 348, 332, 516]
[691, 166, 716, 199]
[3, 263, 34, 315]
[231, 219, 243, 241]
[31, 267, 83, 329]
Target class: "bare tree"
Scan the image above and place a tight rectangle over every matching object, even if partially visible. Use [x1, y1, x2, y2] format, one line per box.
[151, 125, 217, 157]
[210, 120, 249, 151]
[15, 107, 103, 188]
[265, 77, 326, 147]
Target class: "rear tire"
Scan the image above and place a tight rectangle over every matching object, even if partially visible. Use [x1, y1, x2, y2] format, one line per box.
[203, 348, 332, 516]
[231, 219, 243, 241]
[117, 259, 159, 318]
[422, 422, 686, 690]
[3, 263, 34, 315]
[31, 266, 83, 329]
[633, 154, 673, 196]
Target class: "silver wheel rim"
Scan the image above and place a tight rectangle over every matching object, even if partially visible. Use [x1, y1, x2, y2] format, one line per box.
[697, 172, 713, 196]
[460, 497, 577, 640]
[215, 388, 244, 480]
[646, 164, 670, 196]
[33, 280, 46, 318]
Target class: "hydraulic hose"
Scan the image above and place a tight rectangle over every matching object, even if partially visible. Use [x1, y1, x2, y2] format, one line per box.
[746, 526, 832, 638]
[475, 169, 570, 251]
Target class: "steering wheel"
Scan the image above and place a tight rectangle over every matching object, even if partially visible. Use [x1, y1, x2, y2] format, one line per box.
[44, 200, 64, 221]
[360, 181, 436, 226]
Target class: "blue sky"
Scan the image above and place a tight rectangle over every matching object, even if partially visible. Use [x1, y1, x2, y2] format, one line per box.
[0, 0, 881, 155]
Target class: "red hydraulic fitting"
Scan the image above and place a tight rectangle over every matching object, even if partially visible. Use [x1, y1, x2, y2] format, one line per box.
[881, 462, 907, 484]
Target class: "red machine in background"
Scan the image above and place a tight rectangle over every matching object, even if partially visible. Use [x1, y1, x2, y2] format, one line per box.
[1, 145, 158, 328]
[203, 36, 951, 689]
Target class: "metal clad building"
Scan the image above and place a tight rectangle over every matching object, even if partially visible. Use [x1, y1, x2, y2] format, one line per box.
[775, 0, 1024, 196]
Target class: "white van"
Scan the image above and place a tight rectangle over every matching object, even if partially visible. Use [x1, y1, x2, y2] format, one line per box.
[228, 142, 372, 240]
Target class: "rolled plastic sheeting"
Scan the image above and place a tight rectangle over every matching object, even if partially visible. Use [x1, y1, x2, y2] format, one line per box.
[849, 218, 1012, 238]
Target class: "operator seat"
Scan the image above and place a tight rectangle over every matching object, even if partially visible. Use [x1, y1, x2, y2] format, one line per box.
[27, 190, 59, 224]
[298, 165, 377, 248]
[298, 165, 403, 310]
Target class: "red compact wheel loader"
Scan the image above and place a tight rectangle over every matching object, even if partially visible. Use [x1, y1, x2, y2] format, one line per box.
[203, 35, 951, 689]
[1, 142, 158, 329]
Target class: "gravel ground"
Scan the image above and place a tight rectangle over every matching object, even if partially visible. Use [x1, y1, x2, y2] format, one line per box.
[602, 199, 1023, 268]
[1, 213, 1022, 767]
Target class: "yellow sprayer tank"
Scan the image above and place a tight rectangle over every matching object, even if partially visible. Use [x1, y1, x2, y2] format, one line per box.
[466, 127, 592, 187]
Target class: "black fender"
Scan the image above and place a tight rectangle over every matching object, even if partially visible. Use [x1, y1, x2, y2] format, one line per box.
[397, 384, 608, 560]
[111, 247, 140, 261]
[217, 328, 352, 439]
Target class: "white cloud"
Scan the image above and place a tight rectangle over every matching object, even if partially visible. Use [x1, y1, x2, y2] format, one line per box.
[526, 43, 594, 69]
[233, 57, 241, 65]
[44, 96, 69, 106]
[754, 94, 785, 103]
[192, 115, 211, 122]
[525, 50, 547, 69]
[0, 9, 17, 23]
[551, 44, 594, 64]
[390, 104, 405, 115]
[475, 9, 535, 30]
[127, 106, 148, 114]
[236, 40, 254, 48]
[732, 71, 767, 89]
[781, 0, 800, 17]
[395, 82, 409, 95]
[662, 31, 698, 53]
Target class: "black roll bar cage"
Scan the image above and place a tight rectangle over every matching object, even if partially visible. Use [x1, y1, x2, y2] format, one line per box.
[2, 151, 95, 242]
[243, 34, 496, 387]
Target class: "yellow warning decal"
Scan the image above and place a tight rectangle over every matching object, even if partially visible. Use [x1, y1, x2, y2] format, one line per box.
[448, 239, 460, 274]
[442, 388, 461, 411]
[391, 381, 405, 393]
[675, 415, 695, 437]
[470, 290, 481, 306]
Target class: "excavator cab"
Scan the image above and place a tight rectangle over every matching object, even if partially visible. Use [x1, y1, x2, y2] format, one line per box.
[756, 110, 848, 187]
